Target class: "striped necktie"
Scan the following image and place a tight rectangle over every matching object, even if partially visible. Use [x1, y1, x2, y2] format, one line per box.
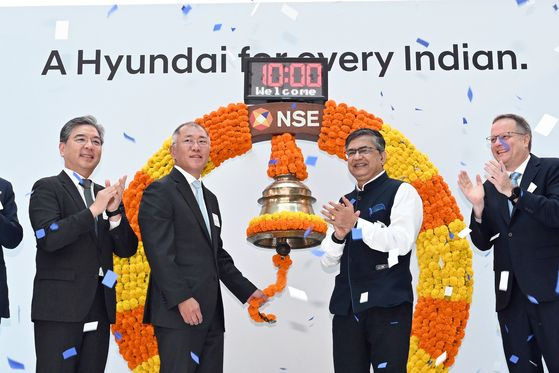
[508, 172, 521, 216]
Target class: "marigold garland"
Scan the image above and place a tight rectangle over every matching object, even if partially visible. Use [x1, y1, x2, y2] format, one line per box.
[268, 133, 308, 180]
[248, 254, 293, 323]
[117, 99, 473, 372]
[246, 211, 327, 236]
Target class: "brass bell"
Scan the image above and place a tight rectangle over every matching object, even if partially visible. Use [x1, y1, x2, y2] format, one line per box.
[246, 174, 325, 255]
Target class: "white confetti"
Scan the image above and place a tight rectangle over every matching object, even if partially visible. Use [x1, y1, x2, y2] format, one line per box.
[387, 249, 399, 268]
[83, 321, 98, 332]
[250, 2, 260, 16]
[359, 292, 368, 303]
[457, 227, 472, 239]
[281, 4, 298, 21]
[288, 286, 308, 302]
[0, 201, 3, 211]
[435, 351, 447, 366]
[534, 114, 557, 137]
[490, 233, 500, 242]
[54, 20, 69, 40]
[499, 271, 509, 291]
[527, 182, 537, 193]
[444, 286, 453, 297]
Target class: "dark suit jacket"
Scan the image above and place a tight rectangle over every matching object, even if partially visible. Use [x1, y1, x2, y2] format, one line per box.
[138, 167, 256, 330]
[0, 177, 24, 319]
[28, 171, 138, 323]
[470, 154, 559, 311]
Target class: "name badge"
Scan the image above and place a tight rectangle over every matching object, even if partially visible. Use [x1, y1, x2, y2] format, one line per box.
[359, 292, 368, 303]
[212, 213, 220, 227]
[527, 182, 537, 193]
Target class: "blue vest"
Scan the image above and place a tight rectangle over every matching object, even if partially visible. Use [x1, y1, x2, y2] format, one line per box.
[329, 172, 414, 315]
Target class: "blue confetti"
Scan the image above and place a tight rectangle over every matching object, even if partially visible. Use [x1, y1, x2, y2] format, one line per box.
[378, 362, 388, 369]
[351, 227, 363, 240]
[280, 369, 287, 371]
[553, 4, 558, 11]
[460, 161, 467, 166]
[231, 27, 236, 32]
[291, 103, 297, 110]
[35, 229, 46, 239]
[390, 321, 399, 325]
[498, 136, 510, 151]
[467, 86, 473, 102]
[269, 159, 278, 165]
[516, 0, 529, 5]
[504, 324, 509, 333]
[72, 171, 84, 185]
[390, 105, 395, 111]
[50, 222, 59, 231]
[416, 37, 429, 47]
[181, 4, 192, 15]
[102, 269, 118, 288]
[123, 132, 136, 143]
[114, 331, 122, 341]
[354, 315, 359, 322]
[414, 107, 423, 111]
[303, 227, 312, 238]
[308, 316, 314, 321]
[449, 232, 455, 239]
[213, 23, 222, 31]
[62, 347, 77, 360]
[380, 91, 384, 97]
[527, 334, 534, 342]
[555, 270, 559, 294]
[190, 351, 200, 364]
[310, 248, 325, 257]
[349, 198, 356, 205]
[7, 358, 25, 370]
[509, 354, 519, 364]
[305, 156, 318, 166]
[516, 95, 523, 100]
[107, 4, 118, 17]
[25, 190, 34, 197]
[462, 117, 468, 125]
[370, 203, 385, 214]
[527, 295, 539, 304]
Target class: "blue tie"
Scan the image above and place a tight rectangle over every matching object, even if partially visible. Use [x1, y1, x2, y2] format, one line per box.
[508, 172, 522, 216]
[192, 180, 211, 237]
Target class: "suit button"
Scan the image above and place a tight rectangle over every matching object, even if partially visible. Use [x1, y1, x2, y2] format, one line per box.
[508, 233, 513, 237]
[357, 196, 362, 201]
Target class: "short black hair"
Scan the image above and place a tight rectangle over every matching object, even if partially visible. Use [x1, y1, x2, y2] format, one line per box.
[344, 128, 385, 152]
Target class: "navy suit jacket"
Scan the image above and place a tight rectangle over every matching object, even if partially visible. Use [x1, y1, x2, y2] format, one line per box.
[139, 167, 256, 330]
[0, 177, 24, 319]
[469, 154, 559, 311]
[28, 171, 138, 323]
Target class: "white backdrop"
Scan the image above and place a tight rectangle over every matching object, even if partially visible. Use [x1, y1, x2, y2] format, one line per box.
[1, 1, 558, 372]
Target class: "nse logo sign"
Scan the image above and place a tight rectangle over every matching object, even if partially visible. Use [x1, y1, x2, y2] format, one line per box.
[249, 102, 323, 143]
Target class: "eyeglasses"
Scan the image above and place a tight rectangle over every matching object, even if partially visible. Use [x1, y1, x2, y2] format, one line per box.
[485, 131, 526, 144]
[345, 146, 377, 158]
[177, 137, 210, 147]
[73, 135, 103, 147]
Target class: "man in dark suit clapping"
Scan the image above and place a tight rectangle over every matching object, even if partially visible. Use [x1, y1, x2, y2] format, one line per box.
[29, 115, 138, 373]
[0, 176, 24, 324]
[459, 114, 559, 372]
[139, 122, 266, 373]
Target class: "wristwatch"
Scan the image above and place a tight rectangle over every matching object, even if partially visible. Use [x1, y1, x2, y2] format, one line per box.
[508, 186, 521, 202]
[106, 207, 122, 217]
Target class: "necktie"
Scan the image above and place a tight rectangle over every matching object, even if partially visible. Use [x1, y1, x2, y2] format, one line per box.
[192, 180, 211, 237]
[508, 172, 522, 216]
[81, 179, 97, 235]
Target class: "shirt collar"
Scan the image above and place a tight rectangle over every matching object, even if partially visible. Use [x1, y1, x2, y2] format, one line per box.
[63, 168, 88, 188]
[509, 154, 531, 176]
[174, 165, 203, 186]
[356, 170, 386, 192]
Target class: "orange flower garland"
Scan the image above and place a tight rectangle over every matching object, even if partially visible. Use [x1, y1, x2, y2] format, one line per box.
[248, 254, 293, 323]
[246, 211, 327, 236]
[118, 99, 473, 372]
[268, 133, 308, 180]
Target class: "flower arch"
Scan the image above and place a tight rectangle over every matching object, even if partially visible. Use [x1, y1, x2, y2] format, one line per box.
[114, 100, 473, 372]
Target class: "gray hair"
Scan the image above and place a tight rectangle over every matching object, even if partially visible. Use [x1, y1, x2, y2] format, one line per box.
[345, 128, 386, 152]
[59, 115, 104, 144]
[171, 122, 209, 145]
[492, 113, 532, 151]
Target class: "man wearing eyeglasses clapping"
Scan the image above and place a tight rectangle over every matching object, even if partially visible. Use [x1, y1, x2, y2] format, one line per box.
[458, 114, 559, 372]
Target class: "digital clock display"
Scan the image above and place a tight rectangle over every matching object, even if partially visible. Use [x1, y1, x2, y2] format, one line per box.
[244, 57, 328, 104]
